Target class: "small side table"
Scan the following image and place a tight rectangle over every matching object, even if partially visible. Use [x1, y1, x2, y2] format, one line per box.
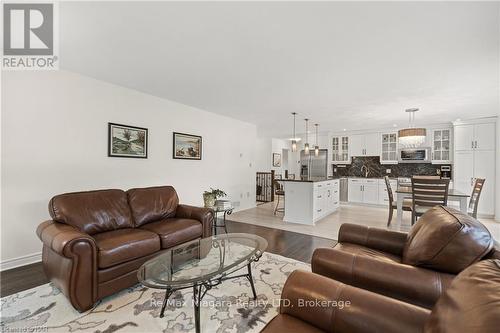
[211, 207, 233, 235]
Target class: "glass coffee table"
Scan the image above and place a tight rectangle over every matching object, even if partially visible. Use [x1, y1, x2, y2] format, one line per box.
[138, 233, 268, 333]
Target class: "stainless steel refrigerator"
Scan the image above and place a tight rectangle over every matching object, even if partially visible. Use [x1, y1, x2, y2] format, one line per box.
[300, 149, 328, 178]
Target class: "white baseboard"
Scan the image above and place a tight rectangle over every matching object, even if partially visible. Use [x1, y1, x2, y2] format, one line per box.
[0, 252, 42, 272]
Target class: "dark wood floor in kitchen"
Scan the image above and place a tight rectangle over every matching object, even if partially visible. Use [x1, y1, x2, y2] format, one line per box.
[0, 220, 336, 297]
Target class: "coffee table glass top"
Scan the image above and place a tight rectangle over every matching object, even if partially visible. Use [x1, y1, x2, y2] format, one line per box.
[138, 233, 267, 288]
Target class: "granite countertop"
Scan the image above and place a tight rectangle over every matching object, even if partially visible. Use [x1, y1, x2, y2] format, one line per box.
[280, 176, 340, 183]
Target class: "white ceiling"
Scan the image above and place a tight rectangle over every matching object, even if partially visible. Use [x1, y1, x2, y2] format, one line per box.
[60, 1, 500, 137]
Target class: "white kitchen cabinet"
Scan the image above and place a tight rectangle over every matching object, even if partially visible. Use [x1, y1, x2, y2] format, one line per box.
[454, 125, 474, 151]
[380, 132, 398, 164]
[455, 123, 495, 152]
[472, 150, 495, 215]
[453, 120, 496, 216]
[348, 178, 379, 204]
[350, 133, 380, 157]
[284, 179, 340, 225]
[332, 136, 350, 164]
[364, 133, 380, 156]
[431, 128, 452, 164]
[350, 134, 365, 157]
[348, 179, 364, 203]
[474, 123, 496, 151]
[454, 151, 474, 196]
[363, 183, 379, 204]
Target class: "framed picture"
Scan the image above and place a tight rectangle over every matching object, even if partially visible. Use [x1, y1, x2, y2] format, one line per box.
[273, 153, 281, 167]
[108, 123, 148, 158]
[173, 132, 202, 160]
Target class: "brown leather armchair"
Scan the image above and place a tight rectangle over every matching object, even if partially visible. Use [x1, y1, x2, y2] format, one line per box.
[262, 259, 500, 333]
[36, 186, 213, 312]
[312, 206, 498, 309]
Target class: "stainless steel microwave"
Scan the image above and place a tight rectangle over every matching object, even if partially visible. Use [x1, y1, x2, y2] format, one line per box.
[398, 148, 431, 163]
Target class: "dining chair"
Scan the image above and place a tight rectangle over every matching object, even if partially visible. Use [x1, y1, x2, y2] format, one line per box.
[384, 176, 412, 226]
[273, 179, 285, 215]
[411, 177, 450, 225]
[468, 178, 485, 218]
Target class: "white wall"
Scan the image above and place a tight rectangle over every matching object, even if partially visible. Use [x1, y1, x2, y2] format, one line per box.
[1, 70, 257, 269]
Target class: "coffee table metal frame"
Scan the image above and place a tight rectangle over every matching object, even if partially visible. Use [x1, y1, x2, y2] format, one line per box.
[139, 235, 265, 333]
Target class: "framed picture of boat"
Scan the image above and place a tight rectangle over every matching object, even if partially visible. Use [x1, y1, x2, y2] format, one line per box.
[108, 123, 148, 158]
[173, 132, 202, 160]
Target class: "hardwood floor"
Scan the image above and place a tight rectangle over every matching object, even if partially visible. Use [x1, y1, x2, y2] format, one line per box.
[0, 220, 335, 298]
[0, 261, 49, 297]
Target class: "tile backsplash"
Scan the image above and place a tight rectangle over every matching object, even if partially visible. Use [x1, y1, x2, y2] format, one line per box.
[333, 156, 451, 178]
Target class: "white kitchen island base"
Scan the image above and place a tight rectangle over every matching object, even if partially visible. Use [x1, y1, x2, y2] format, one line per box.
[282, 178, 340, 225]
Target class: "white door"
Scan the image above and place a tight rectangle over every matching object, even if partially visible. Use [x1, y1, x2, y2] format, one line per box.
[474, 123, 496, 151]
[364, 133, 380, 156]
[348, 181, 364, 203]
[473, 150, 495, 215]
[363, 184, 379, 204]
[454, 151, 474, 196]
[350, 134, 365, 156]
[454, 125, 474, 151]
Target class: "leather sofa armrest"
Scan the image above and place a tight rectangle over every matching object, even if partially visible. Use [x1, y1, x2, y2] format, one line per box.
[312, 247, 454, 309]
[36, 220, 97, 311]
[338, 223, 408, 256]
[36, 220, 96, 257]
[176, 204, 214, 237]
[276, 270, 429, 333]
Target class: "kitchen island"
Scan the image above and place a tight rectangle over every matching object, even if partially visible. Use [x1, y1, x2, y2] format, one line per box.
[281, 177, 340, 225]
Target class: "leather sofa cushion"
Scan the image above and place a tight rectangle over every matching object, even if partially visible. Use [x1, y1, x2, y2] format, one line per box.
[49, 189, 134, 235]
[127, 186, 179, 227]
[424, 259, 500, 332]
[402, 206, 493, 274]
[140, 218, 202, 248]
[93, 229, 160, 269]
[262, 314, 325, 333]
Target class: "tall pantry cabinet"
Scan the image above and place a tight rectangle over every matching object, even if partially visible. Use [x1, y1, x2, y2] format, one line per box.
[453, 119, 496, 216]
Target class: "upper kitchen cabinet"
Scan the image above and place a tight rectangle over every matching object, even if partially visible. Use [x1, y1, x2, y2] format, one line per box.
[431, 128, 452, 164]
[380, 132, 398, 164]
[455, 122, 495, 151]
[350, 133, 380, 157]
[331, 135, 350, 164]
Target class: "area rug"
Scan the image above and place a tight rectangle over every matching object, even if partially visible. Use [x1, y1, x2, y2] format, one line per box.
[1, 252, 310, 333]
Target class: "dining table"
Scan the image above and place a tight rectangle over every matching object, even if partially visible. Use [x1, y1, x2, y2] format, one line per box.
[396, 186, 470, 225]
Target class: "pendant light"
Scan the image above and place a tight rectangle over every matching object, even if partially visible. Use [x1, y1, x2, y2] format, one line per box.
[291, 112, 298, 152]
[314, 123, 320, 156]
[304, 118, 310, 154]
[398, 108, 426, 148]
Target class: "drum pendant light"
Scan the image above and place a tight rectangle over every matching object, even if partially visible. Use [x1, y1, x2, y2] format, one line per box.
[398, 108, 426, 148]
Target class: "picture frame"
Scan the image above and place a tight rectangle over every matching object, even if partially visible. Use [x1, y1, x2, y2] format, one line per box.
[173, 132, 202, 160]
[273, 153, 281, 167]
[108, 123, 148, 158]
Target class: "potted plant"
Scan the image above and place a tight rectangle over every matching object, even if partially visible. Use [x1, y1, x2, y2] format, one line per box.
[203, 188, 227, 207]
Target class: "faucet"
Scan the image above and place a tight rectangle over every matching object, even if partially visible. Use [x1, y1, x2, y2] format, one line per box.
[361, 165, 370, 178]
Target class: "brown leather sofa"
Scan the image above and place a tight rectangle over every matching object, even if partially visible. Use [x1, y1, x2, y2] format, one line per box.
[36, 186, 213, 312]
[261, 259, 500, 333]
[312, 206, 499, 309]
